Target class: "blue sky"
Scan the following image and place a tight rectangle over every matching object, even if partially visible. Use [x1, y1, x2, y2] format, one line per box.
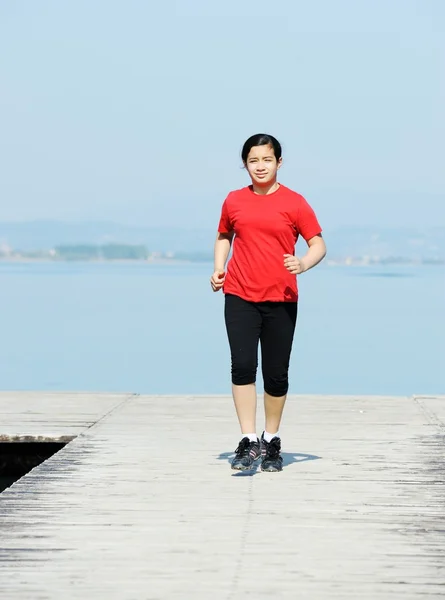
[0, 0, 444, 229]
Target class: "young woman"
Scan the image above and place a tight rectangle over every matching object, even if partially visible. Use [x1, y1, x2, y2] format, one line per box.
[211, 134, 326, 472]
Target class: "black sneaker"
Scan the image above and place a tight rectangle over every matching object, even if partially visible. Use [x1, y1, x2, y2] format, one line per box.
[261, 434, 283, 472]
[231, 437, 261, 470]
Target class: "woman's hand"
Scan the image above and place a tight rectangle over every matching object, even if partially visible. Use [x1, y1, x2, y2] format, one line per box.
[284, 235, 326, 275]
[210, 270, 225, 292]
[283, 254, 306, 275]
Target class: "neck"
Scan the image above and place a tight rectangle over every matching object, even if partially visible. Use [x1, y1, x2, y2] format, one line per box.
[251, 180, 280, 195]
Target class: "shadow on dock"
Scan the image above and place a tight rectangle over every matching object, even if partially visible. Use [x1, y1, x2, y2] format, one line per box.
[217, 450, 321, 476]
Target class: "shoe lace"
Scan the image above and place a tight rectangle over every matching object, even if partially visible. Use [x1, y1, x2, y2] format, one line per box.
[265, 438, 281, 459]
[235, 437, 251, 457]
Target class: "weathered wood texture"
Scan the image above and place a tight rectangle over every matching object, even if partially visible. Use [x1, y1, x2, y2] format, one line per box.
[0, 392, 132, 441]
[0, 393, 444, 599]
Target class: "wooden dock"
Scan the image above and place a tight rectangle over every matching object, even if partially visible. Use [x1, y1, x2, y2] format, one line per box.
[0, 392, 444, 599]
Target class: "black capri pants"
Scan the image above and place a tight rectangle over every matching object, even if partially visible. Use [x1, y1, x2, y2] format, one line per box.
[224, 293, 298, 397]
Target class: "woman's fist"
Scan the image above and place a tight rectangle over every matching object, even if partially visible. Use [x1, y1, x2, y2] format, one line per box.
[283, 254, 306, 275]
[210, 270, 225, 292]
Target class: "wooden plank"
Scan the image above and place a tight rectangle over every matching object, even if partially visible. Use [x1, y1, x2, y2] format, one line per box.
[0, 392, 133, 441]
[0, 393, 444, 599]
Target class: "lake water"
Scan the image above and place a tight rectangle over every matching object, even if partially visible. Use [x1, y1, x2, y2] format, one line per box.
[0, 261, 443, 396]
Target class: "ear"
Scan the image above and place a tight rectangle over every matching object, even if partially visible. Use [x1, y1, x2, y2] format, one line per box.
[277, 157, 283, 169]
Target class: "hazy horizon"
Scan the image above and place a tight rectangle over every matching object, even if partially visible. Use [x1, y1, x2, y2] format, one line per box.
[1, 1, 444, 229]
[1, 217, 445, 231]
[1, 219, 444, 260]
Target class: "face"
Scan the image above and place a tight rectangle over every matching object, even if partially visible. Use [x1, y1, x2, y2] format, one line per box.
[244, 144, 282, 186]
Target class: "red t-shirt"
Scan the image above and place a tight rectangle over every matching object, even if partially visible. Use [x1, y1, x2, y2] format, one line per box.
[218, 184, 322, 302]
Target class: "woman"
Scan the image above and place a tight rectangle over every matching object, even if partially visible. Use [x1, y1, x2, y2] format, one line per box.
[211, 133, 326, 472]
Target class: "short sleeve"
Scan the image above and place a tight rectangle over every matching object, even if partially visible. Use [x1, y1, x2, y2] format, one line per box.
[295, 196, 322, 241]
[217, 198, 233, 233]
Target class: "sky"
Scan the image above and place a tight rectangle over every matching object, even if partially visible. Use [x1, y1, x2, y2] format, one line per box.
[0, 0, 444, 229]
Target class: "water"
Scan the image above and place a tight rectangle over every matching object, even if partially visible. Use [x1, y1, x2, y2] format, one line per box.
[0, 261, 443, 396]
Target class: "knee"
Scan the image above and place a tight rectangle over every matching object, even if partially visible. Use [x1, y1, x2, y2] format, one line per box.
[231, 358, 257, 386]
[264, 373, 289, 397]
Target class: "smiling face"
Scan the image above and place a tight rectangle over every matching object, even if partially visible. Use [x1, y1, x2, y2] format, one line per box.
[244, 144, 282, 187]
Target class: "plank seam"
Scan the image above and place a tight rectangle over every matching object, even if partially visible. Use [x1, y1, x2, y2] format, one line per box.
[412, 395, 444, 433]
[76, 393, 139, 436]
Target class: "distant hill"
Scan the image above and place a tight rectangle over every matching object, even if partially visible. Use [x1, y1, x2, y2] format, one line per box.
[0, 220, 444, 260]
[0, 220, 212, 253]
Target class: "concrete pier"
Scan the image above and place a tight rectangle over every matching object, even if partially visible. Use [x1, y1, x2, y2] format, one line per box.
[0, 392, 444, 599]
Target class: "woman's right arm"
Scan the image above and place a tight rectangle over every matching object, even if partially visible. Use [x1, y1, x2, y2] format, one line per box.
[214, 231, 234, 272]
[211, 231, 234, 292]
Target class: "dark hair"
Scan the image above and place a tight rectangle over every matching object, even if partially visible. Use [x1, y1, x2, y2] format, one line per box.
[241, 133, 282, 163]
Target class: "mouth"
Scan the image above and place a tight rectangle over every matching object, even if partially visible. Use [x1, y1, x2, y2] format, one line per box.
[255, 174, 267, 179]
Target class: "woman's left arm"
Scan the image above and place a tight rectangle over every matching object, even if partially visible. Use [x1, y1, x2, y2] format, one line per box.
[284, 234, 327, 275]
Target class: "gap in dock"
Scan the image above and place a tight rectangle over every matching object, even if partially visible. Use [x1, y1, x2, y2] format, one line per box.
[0, 442, 67, 493]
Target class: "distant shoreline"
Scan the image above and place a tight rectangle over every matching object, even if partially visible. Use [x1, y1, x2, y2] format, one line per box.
[0, 257, 196, 265]
[0, 257, 443, 267]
